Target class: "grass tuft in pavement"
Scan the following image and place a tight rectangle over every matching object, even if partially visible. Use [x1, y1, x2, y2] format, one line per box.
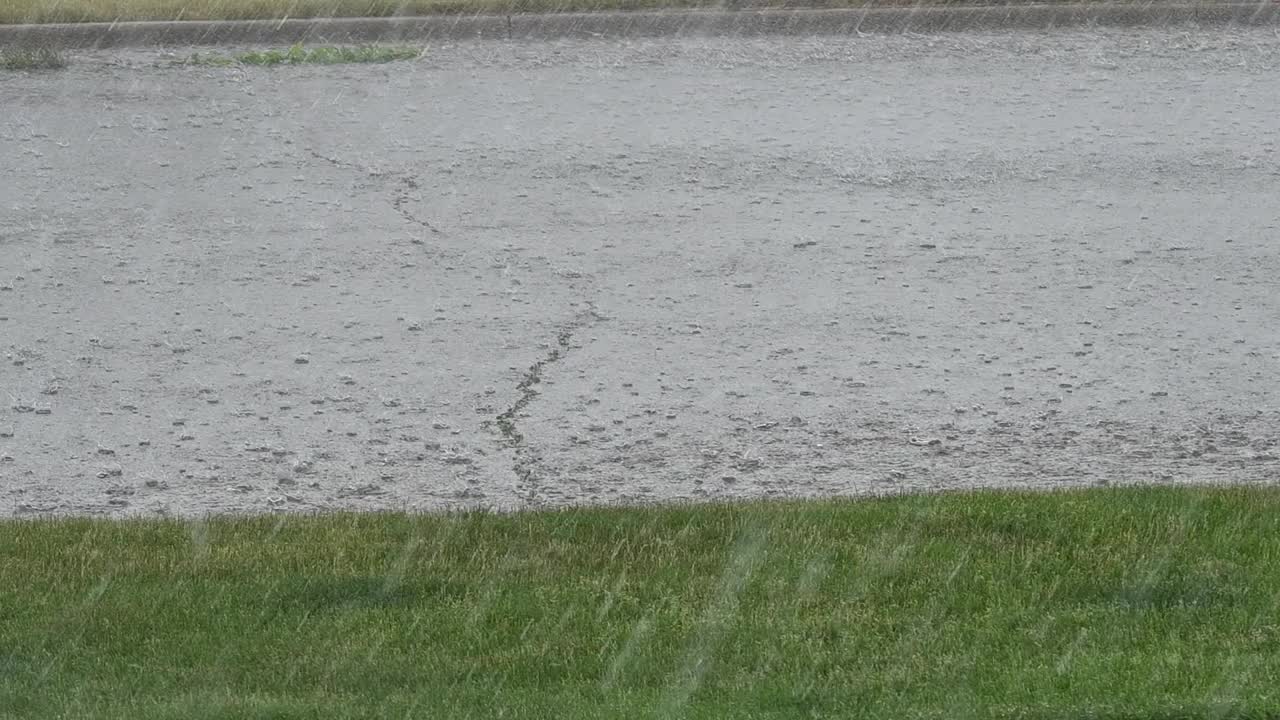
[3, 485, 1280, 718]
[0, 46, 66, 69]
[187, 44, 420, 66]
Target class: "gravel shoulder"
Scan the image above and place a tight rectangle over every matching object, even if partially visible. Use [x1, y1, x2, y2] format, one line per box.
[3, 28, 1279, 517]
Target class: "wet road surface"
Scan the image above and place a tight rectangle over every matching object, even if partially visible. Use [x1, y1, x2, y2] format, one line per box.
[2, 28, 1279, 516]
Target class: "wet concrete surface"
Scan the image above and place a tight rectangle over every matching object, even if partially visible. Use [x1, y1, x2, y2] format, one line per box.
[2, 28, 1279, 517]
[7, 6, 1280, 49]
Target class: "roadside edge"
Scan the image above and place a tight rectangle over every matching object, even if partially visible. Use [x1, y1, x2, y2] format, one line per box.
[2, 4, 1279, 49]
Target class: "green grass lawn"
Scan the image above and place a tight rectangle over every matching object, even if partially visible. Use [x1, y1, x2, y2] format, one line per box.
[3, 485, 1280, 719]
[0, 0, 1224, 25]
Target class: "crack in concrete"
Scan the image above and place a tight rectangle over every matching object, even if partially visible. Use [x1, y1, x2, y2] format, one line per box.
[305, 144, 601, 505]
[495, 326, 573, 448]
[304, 150, 442, 236]
[392, 176, 442, 235]
[306, 148, 350, 168]
[495, 307, 605, 505]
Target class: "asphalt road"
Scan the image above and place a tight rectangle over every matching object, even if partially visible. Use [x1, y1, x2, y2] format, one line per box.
[3, 27, 1279, 517]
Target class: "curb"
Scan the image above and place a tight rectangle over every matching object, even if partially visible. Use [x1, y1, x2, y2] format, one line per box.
[2, 4, 1279, 48]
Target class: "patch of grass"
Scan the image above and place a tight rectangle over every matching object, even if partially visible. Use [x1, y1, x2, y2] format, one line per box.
[0, 0, 1215, 25]
[184, 51, 235, 66]
[0, 46, 66, 69]
[186, 44, 419, 66]
[3, 486, 1280, 718]
[237, 43, 420, 65]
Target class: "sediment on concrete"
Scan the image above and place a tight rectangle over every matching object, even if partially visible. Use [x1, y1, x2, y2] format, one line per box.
[2, 4, 1279, 48]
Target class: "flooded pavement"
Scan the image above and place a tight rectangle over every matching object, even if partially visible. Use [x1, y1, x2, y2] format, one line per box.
[2, 28, 1279, 517]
